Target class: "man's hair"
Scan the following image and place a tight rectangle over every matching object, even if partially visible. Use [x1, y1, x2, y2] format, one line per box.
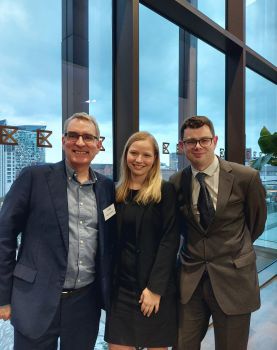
[180, 116, 215, 138]
[63, 112, 100, 137]
[116, 131, 162, 205]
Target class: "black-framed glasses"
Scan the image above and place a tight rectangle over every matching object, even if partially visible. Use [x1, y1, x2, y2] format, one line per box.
[64, 131, 99, 143]
[183, 137, 213, 149]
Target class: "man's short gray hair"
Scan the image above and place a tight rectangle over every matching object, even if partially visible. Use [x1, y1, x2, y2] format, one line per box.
[63, 112, 100, 137]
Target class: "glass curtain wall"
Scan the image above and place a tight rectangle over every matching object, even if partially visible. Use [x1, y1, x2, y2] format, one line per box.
[89, 0, 113, 178]
[0, 0, 61, 346]
[139, 5, 225, 178]
[246, 0, 277, 66]
[197, 40, 225, 158]
[189, 0, 225, 28]
[0, 0, 62, 199]
[246, 68, 277, 249]
[139, 4, 179, 179]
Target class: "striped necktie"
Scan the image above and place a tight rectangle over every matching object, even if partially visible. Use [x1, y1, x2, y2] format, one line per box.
[196, 172, 215, 229]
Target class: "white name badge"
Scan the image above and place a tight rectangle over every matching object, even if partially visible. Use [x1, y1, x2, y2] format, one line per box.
[103, 203, 116, 221]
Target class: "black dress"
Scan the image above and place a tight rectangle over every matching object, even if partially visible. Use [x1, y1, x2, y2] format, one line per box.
[105, 189, 177, 347]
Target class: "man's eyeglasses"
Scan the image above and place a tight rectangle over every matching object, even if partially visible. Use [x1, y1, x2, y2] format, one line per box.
[64, 131, 99, 143]
[182, 137, 213, 149]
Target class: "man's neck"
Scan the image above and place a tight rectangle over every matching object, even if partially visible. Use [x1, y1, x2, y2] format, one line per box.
[74, 167, 90, 184]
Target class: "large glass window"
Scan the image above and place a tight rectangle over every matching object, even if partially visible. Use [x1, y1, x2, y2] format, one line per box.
[246, 68, 277, 249]
[0, 0, 61, 345]
[139, 4, 179, 179]
[0, 0, 62, 198]
[188, 0, 225, 28]
[139, 4, 225, 179]
[246, 0, 277, 65]
[197, 39, 225, 158]
[89, 0, 113, 179]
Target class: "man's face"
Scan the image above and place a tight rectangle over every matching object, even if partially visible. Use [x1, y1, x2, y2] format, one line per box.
[62, 118, 101, 171]
[182, 125, 218, 171]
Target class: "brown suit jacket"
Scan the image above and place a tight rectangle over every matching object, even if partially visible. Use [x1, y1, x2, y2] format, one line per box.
[170, 158, 267, 315]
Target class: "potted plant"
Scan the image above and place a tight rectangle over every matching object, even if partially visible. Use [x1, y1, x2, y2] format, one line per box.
[250, 127, 277, 170]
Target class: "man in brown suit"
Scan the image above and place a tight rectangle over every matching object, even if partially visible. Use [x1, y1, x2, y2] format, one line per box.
[170, 116, 267, 350]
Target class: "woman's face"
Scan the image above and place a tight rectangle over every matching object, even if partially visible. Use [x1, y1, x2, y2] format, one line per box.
[126, 138, 156, 180]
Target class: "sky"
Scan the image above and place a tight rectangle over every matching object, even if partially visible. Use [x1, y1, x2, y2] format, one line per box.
[0, 0, 276, 165]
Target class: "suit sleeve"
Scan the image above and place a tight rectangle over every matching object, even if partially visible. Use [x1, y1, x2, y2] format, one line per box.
[147, 182, 180, 296]
[0, 167, 32, 305]
[245, 170, 267, 242]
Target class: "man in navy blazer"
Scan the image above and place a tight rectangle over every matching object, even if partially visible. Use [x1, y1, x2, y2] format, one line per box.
[0, 112, 115, 349]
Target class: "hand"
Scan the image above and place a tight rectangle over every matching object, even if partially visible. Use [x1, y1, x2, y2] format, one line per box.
[0, 304, 11, 321]
[139, 288, 161, 317]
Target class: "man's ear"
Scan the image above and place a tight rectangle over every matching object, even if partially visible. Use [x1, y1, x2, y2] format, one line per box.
[96, 139, 102, 152]
[213, 136, 218, 147]
[62, 136, 65, 150]
[178, 140, 184, 153]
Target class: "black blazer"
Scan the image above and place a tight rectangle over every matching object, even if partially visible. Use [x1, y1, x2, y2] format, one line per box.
[114, 181, 179, 296]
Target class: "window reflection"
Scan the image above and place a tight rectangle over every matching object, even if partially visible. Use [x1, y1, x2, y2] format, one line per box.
[0, 0, 61, 346]
[246, 0, 277, 65]
[139, 4, 179, 179]
[89, 0, 113, 179]
[246, 68, 277, 249]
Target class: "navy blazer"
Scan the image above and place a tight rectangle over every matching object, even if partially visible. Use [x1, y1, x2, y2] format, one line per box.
[0, 161, 115, 339]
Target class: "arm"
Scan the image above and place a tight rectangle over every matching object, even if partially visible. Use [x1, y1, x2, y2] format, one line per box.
[245, 170, 267, 242]
[0, 167, 31, 307]
[146, 181, 180, 296]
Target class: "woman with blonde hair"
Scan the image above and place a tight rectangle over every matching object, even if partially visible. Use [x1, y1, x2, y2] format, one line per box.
[105, 131, 179, 350]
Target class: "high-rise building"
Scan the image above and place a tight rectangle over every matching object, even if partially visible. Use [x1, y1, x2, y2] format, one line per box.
[0, 120, 46, 197]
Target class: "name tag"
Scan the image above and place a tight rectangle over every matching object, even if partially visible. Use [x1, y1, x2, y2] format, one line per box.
[103, 204, 116, 221]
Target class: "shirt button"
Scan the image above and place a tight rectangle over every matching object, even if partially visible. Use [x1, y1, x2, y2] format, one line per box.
[78, 279, 81, 282]
[80, 261, 82, 264]
[80, 202, 83, 206]
[80, 220, 83, 224]
[80, 240, 84, 244]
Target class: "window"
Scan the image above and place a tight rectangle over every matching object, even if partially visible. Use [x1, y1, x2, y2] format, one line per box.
[139, 5, 225, 179]
[139, 4, 179, 179]
[246, 0, 277, 65]
[89, 0, 113, 179]
[197, 39, 225, 158]
[0, 0, 61, 345]
[246, 68, 277, 249]
[189, 0, 225, 28]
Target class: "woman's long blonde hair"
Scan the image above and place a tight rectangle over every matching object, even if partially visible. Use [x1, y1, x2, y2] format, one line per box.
[116, 131, 162, 205]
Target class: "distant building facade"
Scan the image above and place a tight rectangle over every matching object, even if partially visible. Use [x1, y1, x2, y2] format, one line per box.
[0, 120, 46, 197]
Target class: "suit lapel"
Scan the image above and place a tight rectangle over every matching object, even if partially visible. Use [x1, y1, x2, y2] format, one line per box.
[94, 175, 106, 257]
[214, 159, 234, 218]
[181, 167, 199, 229]
[46, 161, 69, 251]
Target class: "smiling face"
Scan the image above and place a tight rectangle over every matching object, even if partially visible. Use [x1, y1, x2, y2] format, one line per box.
[182, 124, 218, 170]
[126, 138, 156, 182]
[62, 118, 100, 172]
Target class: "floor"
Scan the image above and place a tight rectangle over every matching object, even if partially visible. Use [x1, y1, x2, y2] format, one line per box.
[1, 263, 276, 350]
[202, 262, 277, 350]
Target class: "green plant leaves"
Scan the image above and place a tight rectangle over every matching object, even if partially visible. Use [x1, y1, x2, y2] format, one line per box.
[250, 153, 274, 170]
[250, 126, 277, 169]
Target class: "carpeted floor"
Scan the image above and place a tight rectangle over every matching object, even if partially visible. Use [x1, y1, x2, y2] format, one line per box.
[255, 245, 277, 272]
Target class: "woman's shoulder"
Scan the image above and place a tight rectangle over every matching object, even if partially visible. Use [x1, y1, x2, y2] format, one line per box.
[161, 179, 176, 193]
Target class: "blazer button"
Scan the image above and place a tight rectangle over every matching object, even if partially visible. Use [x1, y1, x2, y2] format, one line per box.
[136, 249, 141, 254]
